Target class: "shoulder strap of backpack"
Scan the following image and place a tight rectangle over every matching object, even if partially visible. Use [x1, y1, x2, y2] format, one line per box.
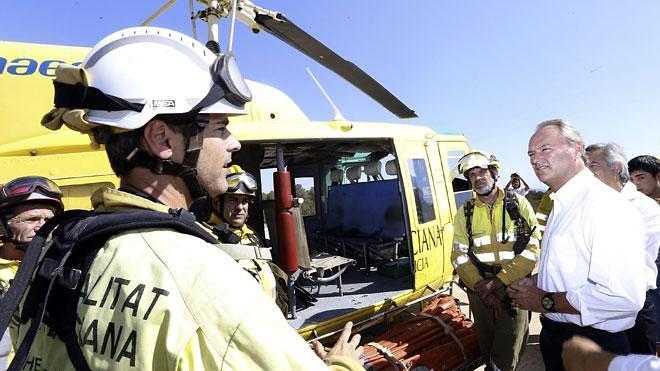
[463, 198, 503, 276]
[463, 199, 475, 249]
[0, 210, 85, 336]
[503, 192, 533, 255]
[8, 208, 217, 371]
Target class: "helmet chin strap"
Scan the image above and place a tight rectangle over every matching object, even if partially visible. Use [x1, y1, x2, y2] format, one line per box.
[0, 235, 30, 251]
[126, 121, 209, 206]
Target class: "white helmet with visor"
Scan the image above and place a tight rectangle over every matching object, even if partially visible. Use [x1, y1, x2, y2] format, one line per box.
[54, 26, 251, 130]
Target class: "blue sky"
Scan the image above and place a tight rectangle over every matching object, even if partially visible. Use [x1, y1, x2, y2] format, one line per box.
[2, 1, 659, 190]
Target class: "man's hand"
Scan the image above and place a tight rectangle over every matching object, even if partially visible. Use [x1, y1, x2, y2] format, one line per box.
[562, 335, 615, 371]
[474, 277, 503, 299]
[312, 321, 364, 362]
[507, 277, 545, 312]
[482, 293, 502, 320]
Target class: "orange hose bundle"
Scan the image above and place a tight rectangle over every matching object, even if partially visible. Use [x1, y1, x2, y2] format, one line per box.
[364, 295, 481, 371]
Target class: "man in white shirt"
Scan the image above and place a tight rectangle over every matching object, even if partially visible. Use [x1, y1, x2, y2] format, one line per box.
[507, 119, 646, 371]
[505, 173, 530, 197]
[562, 335, 660, 371]
[585, 142, 660, 355]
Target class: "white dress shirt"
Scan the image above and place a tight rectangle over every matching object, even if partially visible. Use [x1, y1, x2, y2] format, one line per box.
[538, 169, 646, 332]
[609, 354, 660, 371]
[621, 181, 660, 291]
[507, 186, 529, 197]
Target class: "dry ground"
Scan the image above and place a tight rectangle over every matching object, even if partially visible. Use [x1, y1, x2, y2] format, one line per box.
[452, 286, 545, 371]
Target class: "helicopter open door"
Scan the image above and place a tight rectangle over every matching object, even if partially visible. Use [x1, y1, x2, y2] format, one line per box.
[394, 139, 449, 290]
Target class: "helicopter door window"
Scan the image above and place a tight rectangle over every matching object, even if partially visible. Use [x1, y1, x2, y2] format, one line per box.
[407, 158, 436, 224]
[446, 150, 472, 209]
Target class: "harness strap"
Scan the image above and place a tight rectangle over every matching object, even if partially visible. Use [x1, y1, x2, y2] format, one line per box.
[463, 193, 534, 276]
[216, 243, 273, 260]
[5, 208, 217, 371]
[464, 199, 500, 276]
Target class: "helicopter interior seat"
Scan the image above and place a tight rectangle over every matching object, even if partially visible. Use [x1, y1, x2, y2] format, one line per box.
[364, 161, 383, 181]
[323, 176, 407, 272]
[292, 207, 355, 294]
[346, 165, 362, 183]
[385, 159, 398, 177]
[262, 201, 355, 304]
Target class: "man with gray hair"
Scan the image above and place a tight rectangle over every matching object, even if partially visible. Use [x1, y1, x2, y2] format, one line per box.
[586, 142, 660, 355]
[507, 119, 646, 371]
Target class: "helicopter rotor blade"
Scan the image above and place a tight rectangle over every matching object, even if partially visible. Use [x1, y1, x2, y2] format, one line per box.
[253, 13, 417, 119]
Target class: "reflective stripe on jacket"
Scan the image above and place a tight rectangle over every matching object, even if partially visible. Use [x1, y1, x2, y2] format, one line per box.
[535, 190, 553, 238]
[451, 187, 541, 290]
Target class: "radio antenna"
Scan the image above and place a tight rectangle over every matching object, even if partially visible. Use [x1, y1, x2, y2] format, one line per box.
[306, 67, 346, 122]
[227, 0, 239, 53]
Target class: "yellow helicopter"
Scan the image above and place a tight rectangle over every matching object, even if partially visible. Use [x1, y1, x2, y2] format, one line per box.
[0, 0, 476, 366]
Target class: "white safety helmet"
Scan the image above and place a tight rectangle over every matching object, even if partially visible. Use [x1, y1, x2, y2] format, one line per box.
[452, 150, 501, 180]
[80, 27, 251, 129]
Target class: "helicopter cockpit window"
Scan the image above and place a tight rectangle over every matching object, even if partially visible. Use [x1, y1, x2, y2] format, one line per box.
[407, 158, 436, 224]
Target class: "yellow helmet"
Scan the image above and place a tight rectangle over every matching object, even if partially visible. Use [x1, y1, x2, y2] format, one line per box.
[225, 165, 258, 197]
[454, 150, 501, 179]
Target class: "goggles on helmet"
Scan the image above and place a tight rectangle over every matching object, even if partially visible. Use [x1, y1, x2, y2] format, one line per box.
[53, 50, 251, 119]
[0, 176, 63, 206]
[226, 172, 258, 195]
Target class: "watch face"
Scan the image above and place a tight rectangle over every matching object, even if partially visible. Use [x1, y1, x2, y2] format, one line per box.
[542, 295, 554, 310]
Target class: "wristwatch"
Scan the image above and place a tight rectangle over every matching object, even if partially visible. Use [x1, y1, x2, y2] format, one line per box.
[541, 292, 556, 312]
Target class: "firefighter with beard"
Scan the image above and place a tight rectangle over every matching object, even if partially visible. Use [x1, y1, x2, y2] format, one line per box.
[450, 151, 541, 371]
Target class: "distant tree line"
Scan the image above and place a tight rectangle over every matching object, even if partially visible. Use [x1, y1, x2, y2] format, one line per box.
[525, 190, 545, 211]
[262, 184, 316, 216]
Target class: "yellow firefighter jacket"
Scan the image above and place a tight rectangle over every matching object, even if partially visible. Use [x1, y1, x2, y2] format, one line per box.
[12, 187, 363, 371]
[535, 190, 553, 239]
[0, 257, 19, 292]
[208, 213, 278, 301]
[451, 188, 541, 290]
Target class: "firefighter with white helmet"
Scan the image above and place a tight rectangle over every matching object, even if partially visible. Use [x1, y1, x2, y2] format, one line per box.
[6, 27, 363, 370]
[451, 150, 541, 371]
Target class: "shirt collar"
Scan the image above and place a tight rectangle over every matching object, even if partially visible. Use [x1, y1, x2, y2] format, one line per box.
[620, 182, 638, 201]
[550, 169, 593, 208]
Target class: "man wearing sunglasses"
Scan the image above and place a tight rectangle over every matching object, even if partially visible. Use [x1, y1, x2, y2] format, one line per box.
[0, 176, 64, 369]
[5, 27, 364, 371]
